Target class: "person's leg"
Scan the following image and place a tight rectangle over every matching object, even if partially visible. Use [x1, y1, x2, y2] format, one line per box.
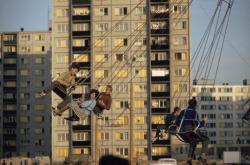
[93, 107, 101, 115]
[44, 81, 60, 94]
[56, 105, 68, 115]
[197, 131, 210, 165]
[57, 94, 71, 110]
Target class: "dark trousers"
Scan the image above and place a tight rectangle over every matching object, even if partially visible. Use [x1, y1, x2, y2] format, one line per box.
[181, 125, 210, 158]
[93, 107, 101, 114]
[44, 81, 71, 110]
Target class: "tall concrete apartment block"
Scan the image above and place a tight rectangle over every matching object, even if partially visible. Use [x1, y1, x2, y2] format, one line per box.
[0, 31, 52, 158]
[191, 79, 250, 159]
[51, 0, 191, 163]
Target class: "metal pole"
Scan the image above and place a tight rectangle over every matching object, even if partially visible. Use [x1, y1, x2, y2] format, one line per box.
[95, 117, 98, 165]
[130, 82, 134, 165]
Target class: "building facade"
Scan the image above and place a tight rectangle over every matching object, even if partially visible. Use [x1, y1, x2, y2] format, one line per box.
[0, 31, 52, 157]
[51, 0, 191, 163]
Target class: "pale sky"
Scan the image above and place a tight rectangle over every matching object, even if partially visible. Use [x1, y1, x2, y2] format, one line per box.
[0, 0, 249, 85]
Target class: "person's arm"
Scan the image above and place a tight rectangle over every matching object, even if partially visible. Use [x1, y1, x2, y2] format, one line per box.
[103, 97, 112, 110]
[81, 93, 85, 103]
[57, 72, 70, 87]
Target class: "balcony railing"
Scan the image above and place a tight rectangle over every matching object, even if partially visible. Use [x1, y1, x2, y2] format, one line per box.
[73, 31, 90, 36]
[152, 155, 171, 161]
[151, 76, 170, 82]
[3, 87, 17, 92]
[3, 134, 16, 139]
[3, 41, 17, 45]
[151, 45, 169, 50]
[152, 108, 170, 113]
[73, 46, 90, 52]
[151, 29, 169, 34]
[3, 110, 17, 115]
[3, 76, 17, 80]
[3, 64, 17, 68]
[3, 99, 17, 103]
[150, 0, 169, 2]
[72, 141, 91, 146]
[152, 139, 170, 145]
[73, 125, 91, 130]
[73, 15, 90, 21]
[4, 52, 17, 57]
[3, 122, 17, 127]
[151, 60, 169, 66]
[152, 92, 170, 97]
[72, 0, 90, 5]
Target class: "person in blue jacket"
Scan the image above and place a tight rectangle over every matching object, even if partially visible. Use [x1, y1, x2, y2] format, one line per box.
[176, 99, 209, 165]
[152, 106, 181, 143]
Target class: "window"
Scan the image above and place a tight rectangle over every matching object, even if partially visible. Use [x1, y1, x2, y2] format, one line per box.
[173, 6, 186, 14]
[5, 46, 16, 52]
[95, 39, 108, 47]
[73, 8, 90, 15]
[201, 96, 216, 101]
[115, 70, 127, 77]
[57, 9, 69, 16]
[95, 23, 108, 31]
[201, 105, 216, 110]
[35, 57, 45, 64]
[134, 38, 146, 46]
[135, 69, 146, 77]
[174, 84, 187, 92]
[57, 40, 69, 47]
[218, 87, 232, 93]
[116, 148, 128, 156]
[206, 123, 216, 128]
[5, 35, 14, 41]
[116, 132, 128, 140]
[20, 93, 30, 99]
[35, 105, 45, 110]
[115, 101, 129, 109]
[98, 148, 109, 156]
[151, 21, 167, 29]
[152, 115, 165, 124]
[4, 58, 17, 64]
[115, 54, 128, 61]
[115, 38, 127, 46]
[21, 46, 31, 53]
[95, 70, 108, 78]
[219, 96, 232, 101]
[35, 34, 45, 41]
[135, 132, 147, 140]
[151, 52, 169, 61]
[74, 54, 89, 62]
[115, 85, 128, 93]
[152, 147, 168, 156]
[57, 118, 69, 125]
[152, 37, 169, 45]
[135, 7, 146, 15]
[115, 23, 128, 31]
[98, 117, 109, 127]
[218, 105, 233, 110]
[97, 132, 109, 140]
[20, 104, 30, 111]
[20, 116, 30, 123]
[134, 54, 147, 61]
[4, 81, 16, 87]
[173, 37, 187, 45]
[174, 52, 187, 60]
[115, 7, 127, 15]
[34, 69, 44, 76]
[95, 8, 108, 16]
[152, 68, 169, 77]
[115, 116, 128, 125]
[135, 148, 147, 156]
[235, 104, 244, 110]
[151, 6, 169, 14]
[202, 114, 216, 119]
[152, 84, 169, 92]
[57, 149, 69, 157]
[57, 133, 69, 141]
[76, 70, 89, 78]
[74, 133, 90, 141]
[35, 81, 44, 87]
[35, 128, 44, 134]
[73, 23, 89, 31]
[174, 68, 187, 76]
[219, 122, 233, 128]
[173, 21, 186, 29]
[21, 35, 30, 41]
[73, 39, 87, 47]
[57, 24, 69, 32]
[74, 148, 89, 154]
[20, 128, 30, 134]
[56, 55, 69, 63]
[135, 116, 145, 124]
[35, 46, 45, 52]
[135, 22, 146, 30]
[96, 54, 108, 62]
[152, 99, 168, 108]
[135, 84, 147, 93]
[135, 100, 147, 108]
[35, 116, 44, 122]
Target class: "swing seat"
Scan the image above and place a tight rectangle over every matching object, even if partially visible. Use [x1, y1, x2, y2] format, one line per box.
[177, 131, 203, 143]
[242, 108, 250, 125]
[53, 87, 67, 99]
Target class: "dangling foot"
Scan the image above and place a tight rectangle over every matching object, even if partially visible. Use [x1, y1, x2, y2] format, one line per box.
[198, 156, 208, 165]
[39, 91, 46, 98]
[151, 136, 158, 143]
[51, 107, 62, 117]
[64, 115, 79, 121]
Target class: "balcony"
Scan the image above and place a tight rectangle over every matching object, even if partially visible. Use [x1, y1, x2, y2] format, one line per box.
[73, 125, 91, 130]
[151, 13, 169, 19]
[73, 46, 90, 52]
[152, 155, 171, 161]
[77, 62, 90, 68]
[3, 122, 17, 127]
[151, 60, 169, 66]
[151, 45, 169, 50]
[72, 141, 91, 146]
[152, 92, 170, 97]
[4, 52, 17, 57]
[152, 139, 170, 145]
[151, 76, 169, 82]
[3, 134, 16, 139]
[73, 15, 90, 21]
[3, 99, 17, 103]
[3, 110, 17, 115]
[152, 124, 164, 129]
[151, 29, 169, 35]
[3, 76, 16, 80]
[72, 0, 90, 5]
[3, 64, 17, 68]
[3, 146, 16, 152]
[152, 108, 170, 113]
[73, 31, 90, 36]
[3, 41, 17, 45]
[3, 87, 17, 92]
[150, 0, 169, 2]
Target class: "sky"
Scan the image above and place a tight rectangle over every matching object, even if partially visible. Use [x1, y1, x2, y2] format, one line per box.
[0, 0, 249, 85]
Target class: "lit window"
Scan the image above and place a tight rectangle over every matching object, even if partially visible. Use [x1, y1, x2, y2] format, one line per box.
[135, 100, 147, 108]
[35, 34, 45, 41]
[114, 7, 127, 15]
[57, 9, 69, 17]
[73, 54, 89, 62]
[95, 8, 108, 16]
[35, 46, 45, 52]
[73, 8, 90, 16]
[115, 69, 127, 77]
[135, 69, 147, 77]
[57, 149, 69, 157]
[95, 39, 108, 47]
[95, 54, 108, 62]
[95, 23, 108, 31]
[174, 52, 187, 60]
[95, 70, 108, 78]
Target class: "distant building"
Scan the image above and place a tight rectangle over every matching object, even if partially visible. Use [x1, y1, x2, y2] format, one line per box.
[0, 30, 52, 158]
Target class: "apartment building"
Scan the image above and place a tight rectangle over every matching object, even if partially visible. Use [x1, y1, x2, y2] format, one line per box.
[191, 79, 250, 159]
[52, 0, 191, 163]
[0, 30, 52, 157]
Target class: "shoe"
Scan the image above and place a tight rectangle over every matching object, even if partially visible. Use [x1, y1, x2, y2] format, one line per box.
[96, 113, 102, 119]
[198, 156, 208, 165]
[64, 115, 79, 121]
[186, 160, 192, 165]
[39, 92, 46, 98]
[51, 107, 62, 117]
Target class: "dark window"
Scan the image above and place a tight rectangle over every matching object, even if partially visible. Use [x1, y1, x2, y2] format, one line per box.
[104, 8, 108, 15]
